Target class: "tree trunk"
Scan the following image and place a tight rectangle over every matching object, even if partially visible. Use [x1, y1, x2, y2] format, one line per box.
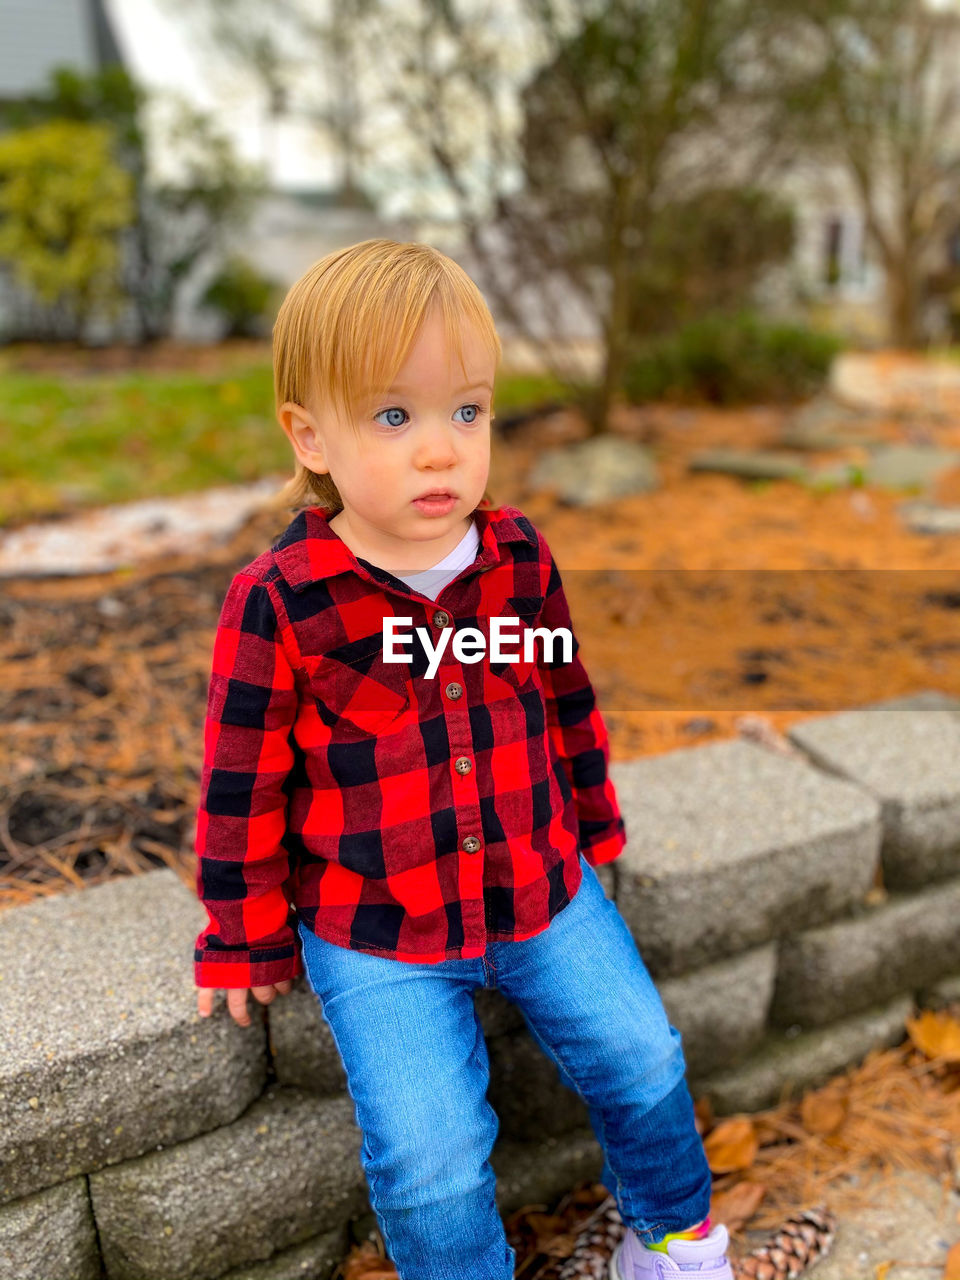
[587, 179, 639, 436]
[886, 247, 924, 348]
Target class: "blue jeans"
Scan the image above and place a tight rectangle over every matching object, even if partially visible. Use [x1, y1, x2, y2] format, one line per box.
[296, 852, 712, 1280]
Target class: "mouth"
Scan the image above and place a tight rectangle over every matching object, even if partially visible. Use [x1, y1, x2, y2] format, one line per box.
[412, 489, 458, 515]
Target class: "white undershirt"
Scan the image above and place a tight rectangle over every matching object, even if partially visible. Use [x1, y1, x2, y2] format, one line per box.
[389, 519, 480, 601]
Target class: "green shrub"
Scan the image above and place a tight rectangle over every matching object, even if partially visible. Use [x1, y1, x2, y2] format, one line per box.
[202, 257, 279, 338]
[622, 309, 844, 405]
[0, 119, 135, 325]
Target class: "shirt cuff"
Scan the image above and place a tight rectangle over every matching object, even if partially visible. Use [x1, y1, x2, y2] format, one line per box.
[194, 942, 303, 989]
[581, 819, 627, 868]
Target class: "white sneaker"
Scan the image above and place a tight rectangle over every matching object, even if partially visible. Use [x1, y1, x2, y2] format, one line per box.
[609, 1222, 734, 1279]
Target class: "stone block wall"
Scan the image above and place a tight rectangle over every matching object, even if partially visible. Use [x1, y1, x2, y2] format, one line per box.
[3, 690, 960, 1280]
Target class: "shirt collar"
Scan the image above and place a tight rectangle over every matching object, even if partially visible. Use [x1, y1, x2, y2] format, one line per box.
[272, 501, 535, 593]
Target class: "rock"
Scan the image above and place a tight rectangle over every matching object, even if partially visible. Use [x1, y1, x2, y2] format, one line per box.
[806, 444, 960, 492]
[778, 428, 885, 451]
[898, 500, 960, 534]
[787, 701, 960, 889]
[863, 445, 960, 490]
[687, 448, 809, 481]
[610, 740, 881, 976]
[528, 436, 658, 505]
[781, 393, 885, 450]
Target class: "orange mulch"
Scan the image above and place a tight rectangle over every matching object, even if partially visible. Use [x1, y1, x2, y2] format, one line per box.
[500, 397, 960, 759]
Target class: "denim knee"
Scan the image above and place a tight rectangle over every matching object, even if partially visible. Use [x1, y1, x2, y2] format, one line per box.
[363, 1099, 498, 1210]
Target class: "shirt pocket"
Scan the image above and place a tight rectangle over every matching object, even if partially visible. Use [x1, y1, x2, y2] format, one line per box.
[302, 637, 411, 736]
[487, 595, 544, 691]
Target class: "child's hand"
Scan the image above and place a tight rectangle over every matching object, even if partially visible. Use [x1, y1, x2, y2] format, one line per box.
[196, 980, 294, 1027]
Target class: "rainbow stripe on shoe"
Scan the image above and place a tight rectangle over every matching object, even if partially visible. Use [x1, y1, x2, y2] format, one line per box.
[644, 1217, 712, 1252]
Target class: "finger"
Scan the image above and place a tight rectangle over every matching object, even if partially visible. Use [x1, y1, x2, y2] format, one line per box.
[275, 980, 293, 994]
[197, 987, 214, 1018]
[251, 984, 277, 1005]
[227, 989, 251, 1026]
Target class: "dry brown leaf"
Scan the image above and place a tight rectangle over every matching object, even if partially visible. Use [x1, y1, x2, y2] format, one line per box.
[341, 1240, 398, 1278]
[905, 1011, 960, 1063]
[704, 1116, 759, 1173]
[875, 1263, 892, 1280]
[945, 1240, 960, 1280]
[801, 1087, 848, 1136]
[540, 1231, 579, 1258]
[710, 1179, 766, 1232]
[524, 1212, 571, 1252]
[694, 1094, 715, 1136]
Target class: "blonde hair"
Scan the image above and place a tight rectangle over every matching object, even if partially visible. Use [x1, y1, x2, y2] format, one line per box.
[270, 238, 500, 515]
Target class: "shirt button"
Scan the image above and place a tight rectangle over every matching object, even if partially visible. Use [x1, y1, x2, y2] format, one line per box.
[462, 835, 482, 853]
[445, 682, 463, 699]
[433, 609, 450, 628]
[454, 756, 472, 774]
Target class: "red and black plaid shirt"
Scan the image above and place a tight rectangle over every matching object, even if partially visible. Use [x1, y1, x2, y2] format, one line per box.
[193, 502, 626, 987]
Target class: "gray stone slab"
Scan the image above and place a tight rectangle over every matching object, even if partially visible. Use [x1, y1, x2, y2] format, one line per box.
[218, 1223, 350, 1280]
[899, 499, 960, 534]
[920, 969, 960, 1010]
[268, 980, 348, 1095]
[610, 741, 881, 976]
[487, 1026, 590, 1142]
[787, 704, 960, 888]
[594, 861, 616, 901]
[784, 393, 882, 436]
[0, 869, 266, 1206]
[529, 437, 659, 505]
[687, 448, 809, 480]
[863, 444, 960, 489]
[0, 1177, 100, 1280]
[659, 944, 777, 1079]
[779, 427, 887, 451]
[866, 689, 960, 714]
[690, 994, 912, 1114]
[491, 1125, 604, 1218]
[474, 987, 527, 1039]
[770, 877, 960, 1029]
[89, 1084, 368, 1280]
[789, 1169, 960, 1280]
[916, 968, 960, 1011]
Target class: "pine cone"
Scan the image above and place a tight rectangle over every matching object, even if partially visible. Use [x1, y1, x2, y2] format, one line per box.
[556, 1195, 623, 1279]
[733, 1206, 838, 1280]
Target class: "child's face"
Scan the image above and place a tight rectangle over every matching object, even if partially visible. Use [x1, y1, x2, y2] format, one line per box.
[279, 304, 494, 554]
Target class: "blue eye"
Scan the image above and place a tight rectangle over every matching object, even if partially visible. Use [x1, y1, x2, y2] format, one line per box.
[373, 403, 486, 429]
[374, 406, 408, 429]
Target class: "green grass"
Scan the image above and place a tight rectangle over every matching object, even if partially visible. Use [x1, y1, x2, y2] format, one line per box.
[0, 362, 567, 526]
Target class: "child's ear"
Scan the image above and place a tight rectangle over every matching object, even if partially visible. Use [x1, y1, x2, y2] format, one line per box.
[278, 400, 329, 474]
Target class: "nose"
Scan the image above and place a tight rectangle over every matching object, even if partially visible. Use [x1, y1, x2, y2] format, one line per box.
[412, 417, 459, 470]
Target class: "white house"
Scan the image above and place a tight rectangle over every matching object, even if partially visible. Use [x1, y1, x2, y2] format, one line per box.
[2, 0, 958, 347]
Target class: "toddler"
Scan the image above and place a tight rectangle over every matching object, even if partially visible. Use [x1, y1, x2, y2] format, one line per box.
[193, 239, 732, 1280]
